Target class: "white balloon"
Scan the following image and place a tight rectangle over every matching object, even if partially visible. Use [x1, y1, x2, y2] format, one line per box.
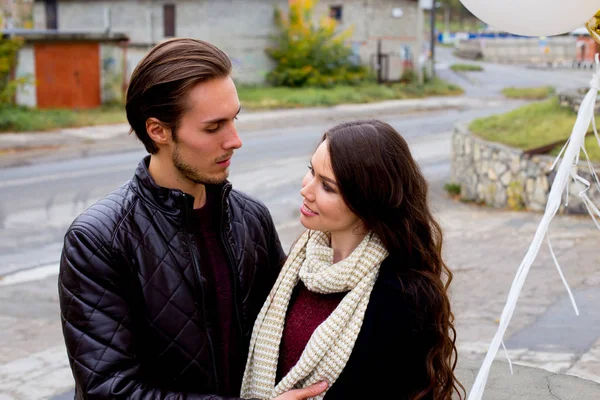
[459, 0, 600, 37]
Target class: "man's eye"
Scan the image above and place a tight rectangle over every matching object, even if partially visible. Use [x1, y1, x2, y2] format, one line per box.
[206, 124, 220, 132]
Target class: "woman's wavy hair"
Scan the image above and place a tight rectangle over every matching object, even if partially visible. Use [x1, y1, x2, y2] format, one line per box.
[321, 120, 465, 400]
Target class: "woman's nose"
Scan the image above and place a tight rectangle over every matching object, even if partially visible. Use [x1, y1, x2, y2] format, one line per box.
[300, 173, 313, 199]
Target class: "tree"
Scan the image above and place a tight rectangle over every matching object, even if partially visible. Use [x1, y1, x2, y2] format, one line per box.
[0, 37, 25, 105]
[265, 0, 370, 87]
[437, 0, 476, 29]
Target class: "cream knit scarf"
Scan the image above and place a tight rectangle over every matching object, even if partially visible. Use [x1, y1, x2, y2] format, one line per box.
[241, 230, 389, 400]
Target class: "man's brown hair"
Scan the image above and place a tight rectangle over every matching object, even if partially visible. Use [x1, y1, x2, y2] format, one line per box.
[126, 38, 232, 154]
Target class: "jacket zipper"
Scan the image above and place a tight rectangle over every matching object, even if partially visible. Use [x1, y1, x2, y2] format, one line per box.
[182, 193, 220, 392]
[219, 187, 245, 361]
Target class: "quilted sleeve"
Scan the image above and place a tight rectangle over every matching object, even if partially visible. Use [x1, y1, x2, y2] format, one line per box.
[58, 227, 244, 400]
[264, 206, 286, 277]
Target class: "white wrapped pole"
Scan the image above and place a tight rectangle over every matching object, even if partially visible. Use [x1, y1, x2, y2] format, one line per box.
[468, 55, 600, 400]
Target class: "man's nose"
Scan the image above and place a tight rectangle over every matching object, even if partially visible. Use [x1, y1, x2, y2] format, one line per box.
[224, 126, 242, 150]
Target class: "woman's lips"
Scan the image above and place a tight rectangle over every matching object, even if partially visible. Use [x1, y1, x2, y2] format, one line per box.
[300, 203, 318, 216]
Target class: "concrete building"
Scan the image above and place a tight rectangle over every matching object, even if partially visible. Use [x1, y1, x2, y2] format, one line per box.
[7, 0, 422, 108]
[1, 0, 34, 29]
[32, 0, 289, 84]
[5, 29, 128, 108]
[310, 0, 420, 81]
[31, 0, 421, 84]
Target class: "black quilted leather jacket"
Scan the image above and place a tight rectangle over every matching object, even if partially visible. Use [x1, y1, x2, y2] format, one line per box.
[59, 156, 285, 399]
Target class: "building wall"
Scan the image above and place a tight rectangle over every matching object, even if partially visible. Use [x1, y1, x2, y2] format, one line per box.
[31, 0, 419, 84]
[33, 0, 288, 84]
[15, 43, 36, 107]
[313, 0, 419, 80]
[1, 0, 34, 29]
[14, 39, 126, 108]
[100, 42, 125, 104]
[32, 0, 44, 28]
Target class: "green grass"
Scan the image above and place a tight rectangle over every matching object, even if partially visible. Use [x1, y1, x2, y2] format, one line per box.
[450, 63, 483, 72]
[470, 98, 600, 162]
[437, 43, 456, 48]
[444, 182, 461, 197]
[0, 79, 463, 132]
[501, 86, 555, 100]
[0, 104, 126, 132]
[237, 79, 463, 110]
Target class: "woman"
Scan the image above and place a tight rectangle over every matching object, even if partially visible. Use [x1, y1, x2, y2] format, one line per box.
[241, 120, 464, 400]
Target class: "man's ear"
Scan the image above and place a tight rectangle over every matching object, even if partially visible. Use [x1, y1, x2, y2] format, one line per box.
[146, 118, 172, 146]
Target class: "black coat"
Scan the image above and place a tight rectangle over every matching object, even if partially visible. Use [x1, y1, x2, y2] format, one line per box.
[59, 156, 285, 399]
[325, 255, 437, 400]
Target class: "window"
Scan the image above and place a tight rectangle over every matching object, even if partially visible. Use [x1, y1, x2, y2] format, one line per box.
[329, 5, 342, 22]
[163, 4, 175, 37]
[46, 0, 58, 29]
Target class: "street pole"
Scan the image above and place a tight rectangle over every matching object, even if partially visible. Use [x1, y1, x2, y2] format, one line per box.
[376, 39, 383, 84]
[444, 5, 450, 35]
[416, 3, 424, 84]
[430, 2, 436, 80]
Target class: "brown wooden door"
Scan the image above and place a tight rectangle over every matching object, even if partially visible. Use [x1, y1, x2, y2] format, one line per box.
[35, 42, 100, 109]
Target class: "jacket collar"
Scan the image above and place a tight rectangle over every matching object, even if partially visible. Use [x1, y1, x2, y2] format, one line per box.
[132, 155, 232, 218]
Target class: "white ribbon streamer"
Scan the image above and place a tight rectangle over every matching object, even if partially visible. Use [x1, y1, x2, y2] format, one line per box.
[468, 54, 600, 400]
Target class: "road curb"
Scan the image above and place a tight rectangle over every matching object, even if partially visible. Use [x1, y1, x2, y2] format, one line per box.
[0, 96, 501, 169]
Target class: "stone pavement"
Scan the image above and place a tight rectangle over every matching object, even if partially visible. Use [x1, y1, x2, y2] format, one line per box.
[435, 184, 600, 398]
[457, 358, 600, 399]
[435, 183, 600, 371]
[2, 183, 600, 399]
[2, 97, 600, 398]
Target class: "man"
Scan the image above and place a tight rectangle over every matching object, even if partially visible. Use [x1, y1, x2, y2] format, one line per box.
[59, 38, 327, 399]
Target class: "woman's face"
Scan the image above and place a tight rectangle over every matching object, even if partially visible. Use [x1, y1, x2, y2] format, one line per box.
[299, 140, 362, 234]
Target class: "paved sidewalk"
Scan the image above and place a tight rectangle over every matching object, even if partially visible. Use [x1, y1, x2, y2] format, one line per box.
[0, 96, 505, 168]
[457, 358, 600, 399]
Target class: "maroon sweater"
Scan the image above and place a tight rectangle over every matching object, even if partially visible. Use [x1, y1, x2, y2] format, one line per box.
[191, 192, 241, 395]
[276, 281, 346, 382]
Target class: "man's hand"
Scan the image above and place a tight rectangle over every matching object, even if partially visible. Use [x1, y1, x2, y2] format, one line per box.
[272, 381, 328, 400]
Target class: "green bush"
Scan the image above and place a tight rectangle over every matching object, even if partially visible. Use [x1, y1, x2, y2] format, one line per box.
[0, 37, 25, 105]
[444, 182, 461, 197]
[0, 105, 74, 131]
[266, 0, 370, 87]
[399, 69, 418, 84]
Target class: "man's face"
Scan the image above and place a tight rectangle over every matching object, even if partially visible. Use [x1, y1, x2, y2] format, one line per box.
[170, 76, 242, 185]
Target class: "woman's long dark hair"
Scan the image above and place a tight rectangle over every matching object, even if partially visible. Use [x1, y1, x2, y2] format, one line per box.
[322, 120, 464, 400]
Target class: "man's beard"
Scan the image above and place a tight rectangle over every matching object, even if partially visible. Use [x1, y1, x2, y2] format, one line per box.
[172, 144, 228, 185]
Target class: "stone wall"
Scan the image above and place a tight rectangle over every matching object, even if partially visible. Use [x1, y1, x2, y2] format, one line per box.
[558, 88, 600, 114]
[451, 123, 600, 214]
[456, 37, 577, 64]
